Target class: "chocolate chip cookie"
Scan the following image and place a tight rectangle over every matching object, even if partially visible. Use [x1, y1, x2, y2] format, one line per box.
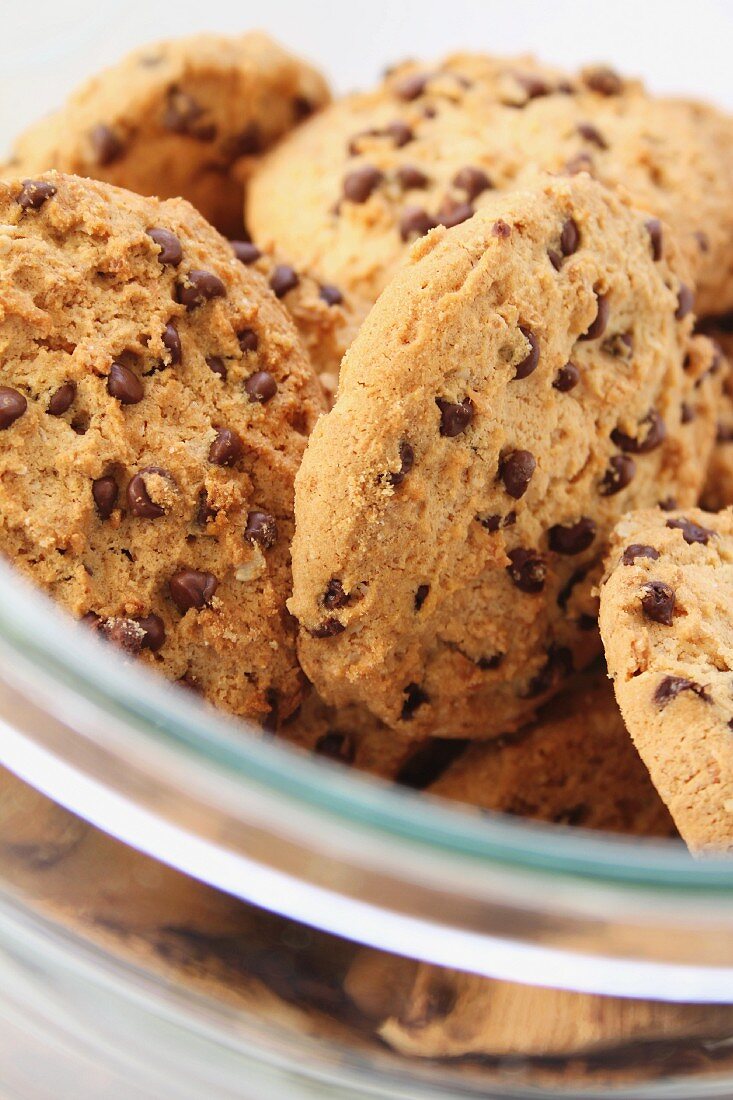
[249, 51, 733, 365]
[600, 506, 733, 852]
[429, 670, 675, 835]
[699, 323, 733, 510]
[230, 240, 357, 400]
[0, 172, 324, 724]
[290, 174, 720, 738]
[5, 32, 330, 238]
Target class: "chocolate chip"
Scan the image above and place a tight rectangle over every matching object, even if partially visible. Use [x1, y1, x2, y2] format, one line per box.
[399, 206, 436, 241]
[401, 683, 429, 720]
[641, 580, 676, 625]
[452, 166, 492, 200]
[226, 123, 262, 157]
[654, 675, 710, 708]
[414, 584, 430, 610]
[577, 121, 607, 148]
[90, 124, 124, 165]
[492, 219, 511, 238]
[319, 284, 343, 306]
[169, 569, 218, 613]
[507, 547, 546, 593]
[680, 402, 694, 424]
[526, 644, 573, 698]
[176, 270, 226, 309]
[323, 579, 349, 610]
[611, 410, 666, 454]
[386, 440, 414, 485]
[695, 230, 710, 253]
[162, 322, 181, 366]
[269, 264, 299, 298]
[553, 362, 579, 392]
[437, 199, 474, 228]
[577, 613, 597, 631]
[17, 179, 57, 210]
[436, 396, 473, 436]
[560, 218, 580, 256]
[127, 467, 171, 518]
[395, 164, 429, 189]
[676, 283, 694, 321]
[162, 90, 215, 140]
[515, 72, 550, 100]
[621, 544, 660, 567]
[646, 218, 663, 261]
[208, 428, 244, 467]
[548, 249, 563, 271]
[99, 617, 144, 655]
[231, 240, 261, 265]
[245, 371, 277, 403]
[147, 227, 182, 267]
[499, 449, 536, 499]
[395, 739, 468, 790]
[548, 517, 596, 555]
[309, 618, 346, 638]
[238, 328, 259, 352]
[384, 120, 413, 146]
[666, 517, 715, 545]
[600, 454, 636, 496]
[206, 357, 227, 380]
[514, 326, 539, 379]
[48, 381, 76, 416]
[343, 165, 383, 203]
[135, 613, 166, 651]
[81, 611, 101, 629]
[717, 421, 733, 444]
[292, 95, 315, 121]
[479, 512, 515, 532]
[659, 496, 677, 512]
[393, 72, 431, 100]
[557, 564, 589, 611]
[0, 387, 27, 429]
[244, 511, 278, 549]
[92, 475, 118, 519]
[315, 731, 356, 764]
[583, 66, 623, 95]
[579, 292, 610, 340]
[107, 363, 143, 405]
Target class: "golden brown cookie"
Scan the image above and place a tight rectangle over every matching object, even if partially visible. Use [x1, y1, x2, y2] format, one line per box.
[6, 33, 330, 237]
[699, 323, 733, 510]
[249, 51, 733, 363]
[230, 240, 356, 400]
[290, 174, 720, 739]
[428, 671, 675, 836]
[0, 171, 324, 724]
[600, 506, 733, 852]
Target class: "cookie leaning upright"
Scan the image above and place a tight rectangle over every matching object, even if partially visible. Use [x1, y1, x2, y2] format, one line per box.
[290, 174, 720, 738]
[600, 507, 733, 853]
[0, 172, 324, 724]
[4, 33, 330, 237]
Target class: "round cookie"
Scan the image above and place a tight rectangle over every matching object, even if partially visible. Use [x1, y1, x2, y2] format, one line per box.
[290, 174, 721, 739]
[600, 506, 733, 853]
[230, 240, 357, 400]
[0, 171, 324, 724]
[249, 51, 733, 360]
[428, 670, 675, 836]
[5, 33, 330, 238]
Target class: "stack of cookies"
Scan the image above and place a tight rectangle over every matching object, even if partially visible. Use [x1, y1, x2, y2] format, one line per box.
[2, 33, 733, 855]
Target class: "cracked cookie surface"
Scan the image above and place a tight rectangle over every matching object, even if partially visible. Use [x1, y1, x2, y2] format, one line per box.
[290, 174, 720, 738]
[0, 171, 324, 723]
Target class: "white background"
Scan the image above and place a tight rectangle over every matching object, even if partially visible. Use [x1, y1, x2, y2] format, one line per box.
[2, 0, 733, 151]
